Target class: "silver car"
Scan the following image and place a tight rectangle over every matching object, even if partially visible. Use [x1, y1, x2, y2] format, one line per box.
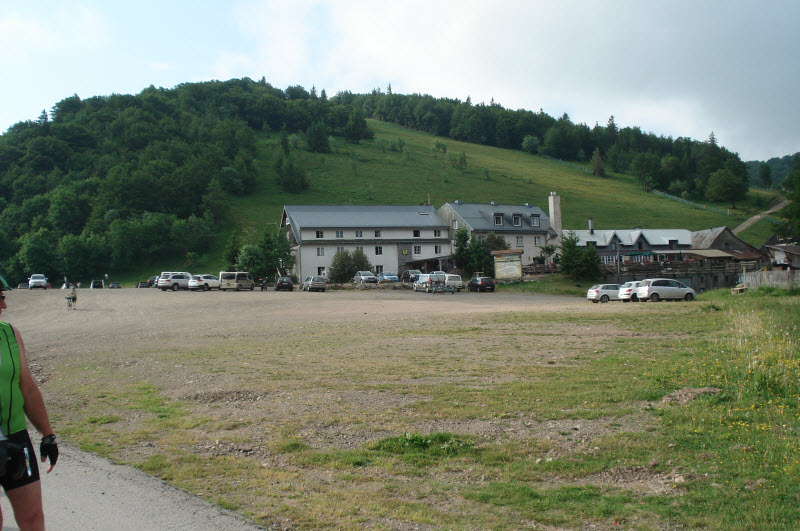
[353, 271, 377, 283]
[637, 278, 696, 302]
[587, 283, 621, 303]
[302, 276, 326, 292]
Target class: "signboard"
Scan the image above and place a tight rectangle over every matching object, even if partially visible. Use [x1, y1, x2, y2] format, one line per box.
[494, 254, 522, 279]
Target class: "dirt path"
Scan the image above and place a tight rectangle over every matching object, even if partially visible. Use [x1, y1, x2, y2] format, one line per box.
[732, 199, 790, 234]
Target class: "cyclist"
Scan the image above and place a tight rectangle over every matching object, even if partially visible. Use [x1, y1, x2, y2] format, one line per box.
[0, 280, 59, 530]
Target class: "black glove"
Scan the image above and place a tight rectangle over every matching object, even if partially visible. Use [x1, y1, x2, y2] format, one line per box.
[40, 434, 58, 467]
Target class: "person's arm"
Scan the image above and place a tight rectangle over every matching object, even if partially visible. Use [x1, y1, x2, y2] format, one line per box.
[13, 326, 57, 471]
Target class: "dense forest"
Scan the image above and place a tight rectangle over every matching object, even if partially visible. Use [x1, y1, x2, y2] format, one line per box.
[0, 77, 756, 284]
[746, 153, 800, 189]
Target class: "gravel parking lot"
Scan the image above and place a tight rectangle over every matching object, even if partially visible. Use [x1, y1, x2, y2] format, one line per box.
[4, 287, 592, 529]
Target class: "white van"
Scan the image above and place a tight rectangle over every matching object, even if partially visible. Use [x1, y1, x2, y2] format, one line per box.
[219, 271, 255, 291]
[445, 274, 463, 291]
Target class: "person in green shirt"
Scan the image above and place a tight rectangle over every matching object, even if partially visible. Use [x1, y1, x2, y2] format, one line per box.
[0, 282, 58, 531]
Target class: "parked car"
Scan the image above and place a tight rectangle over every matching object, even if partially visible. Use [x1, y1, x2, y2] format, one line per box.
[274, 277, 294, 291]
[401, 270, 422, 283]
[147, 275, 159, 287]
[467, 276, 496, 292]
[157, 272, 192, 291]
[189, 274, 220, 291]
[136, 281, 150, 288]
[618, 281, 642, 302]
[16, 283, 28, 289]
[587, 283, 621, 303]
[445, 274, 463, 291]
[219, 271, 255, 291]
[90, 279, 104, 289]
[302, 276, 326, 292]
[377, 272, 400, 283]
[28, 274, 48, 289]
[108, 282, 121, 289]
[637, 278, 696, 302]
[353, 271, 378, 283]
[413, 273, 431, 292]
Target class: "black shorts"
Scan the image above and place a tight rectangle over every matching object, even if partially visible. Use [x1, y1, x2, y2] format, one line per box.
[0, 430, 40, 491]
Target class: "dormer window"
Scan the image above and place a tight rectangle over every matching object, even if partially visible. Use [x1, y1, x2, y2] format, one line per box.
[494, 213, 503, 226]
[512, 215, 521, 226]
[531, 215, 540, 227]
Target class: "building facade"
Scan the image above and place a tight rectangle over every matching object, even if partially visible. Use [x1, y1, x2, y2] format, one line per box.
[281, 205, 451, 280]
[436, 193, 562, 265]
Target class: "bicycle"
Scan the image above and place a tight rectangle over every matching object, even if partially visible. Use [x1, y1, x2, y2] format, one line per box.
[65, 296, 73, 310]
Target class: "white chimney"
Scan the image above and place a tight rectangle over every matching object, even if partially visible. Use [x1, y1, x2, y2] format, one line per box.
[548, 192, 562, 241]
[588, 218, 594, 235]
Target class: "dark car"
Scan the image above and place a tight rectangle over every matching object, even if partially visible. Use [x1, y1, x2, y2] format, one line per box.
[275, 277, 294, 291]
[467, 276, 496, 292]
[108, 282, 121, 289]
[16, 283, 28, 289]
[136, 281, 150, 288]
[147, 275, 159, 287]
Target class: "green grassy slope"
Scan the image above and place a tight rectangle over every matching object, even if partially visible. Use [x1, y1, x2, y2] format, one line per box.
[134, 119, 782, 282]
[233, 120, 780, 234]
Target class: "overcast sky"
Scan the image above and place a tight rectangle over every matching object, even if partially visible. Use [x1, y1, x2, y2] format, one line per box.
[1, 1, 798, 161]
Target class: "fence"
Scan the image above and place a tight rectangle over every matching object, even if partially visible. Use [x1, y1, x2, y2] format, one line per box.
[744, 269, 800, 290]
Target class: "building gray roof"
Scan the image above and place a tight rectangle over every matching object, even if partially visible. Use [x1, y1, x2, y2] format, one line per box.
[282, 205, 447, 243]
[690, 227, 728, 249]
[566, 229, 693, 247]
[441, 202, 550, 232]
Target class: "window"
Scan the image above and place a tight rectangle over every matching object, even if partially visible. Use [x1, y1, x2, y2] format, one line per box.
[413, 245, 421, 255]
[316, 247, 324, 256]
[375, 246, 383, 255]
[317, 267, 326, 275]
[356, 246, 363, 252]
[513, 215, 521, 226]
[316, 230, 324, 238]
[336, 246, 345, 253]
[534, 236, 541, 245]
[494, 213, 503, 226]
[637, 241, 643, 250]
[355, 230, 363, 238]
[375, 265, 383, 273]
[413, 229, 421, 238]
[516, 236, 523, 246]
[375, 230, 381, 237]
[435, 245, 442, 254]
[434, 229, 441, 237]
[336, 230, 344, 238]
[453, 220, 459, 230]
[531, 215, 540, 227]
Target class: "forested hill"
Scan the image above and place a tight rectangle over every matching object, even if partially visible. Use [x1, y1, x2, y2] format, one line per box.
[0, 77, 750, 284]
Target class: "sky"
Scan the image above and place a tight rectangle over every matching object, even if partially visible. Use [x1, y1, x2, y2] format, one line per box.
[1, 1, 798, 162]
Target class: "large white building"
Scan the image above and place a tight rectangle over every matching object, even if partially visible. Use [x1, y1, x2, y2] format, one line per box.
[281, 205, 452, 280]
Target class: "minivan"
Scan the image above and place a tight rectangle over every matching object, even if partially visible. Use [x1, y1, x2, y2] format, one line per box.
[219, 271, 255, 291]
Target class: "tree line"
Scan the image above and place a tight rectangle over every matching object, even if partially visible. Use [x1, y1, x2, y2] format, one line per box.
[0, 78, 373, 284]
